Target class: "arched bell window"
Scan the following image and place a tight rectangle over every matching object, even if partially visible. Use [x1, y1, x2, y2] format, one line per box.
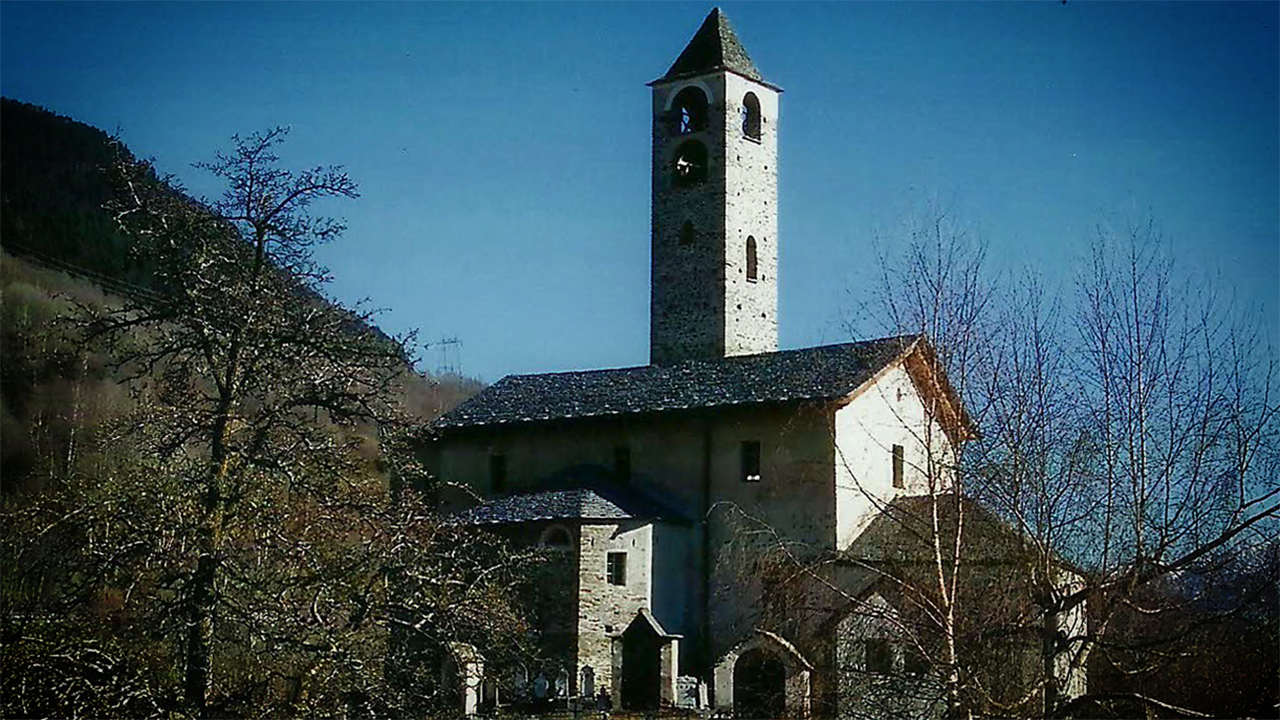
[673, 86, 709, 134]
[741, 92, 762, 140]
[672, 140, 708, 186]
[746, 236, 759, 281]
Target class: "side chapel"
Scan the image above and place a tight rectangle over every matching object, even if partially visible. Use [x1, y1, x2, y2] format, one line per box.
[424, 9, 1077, 718]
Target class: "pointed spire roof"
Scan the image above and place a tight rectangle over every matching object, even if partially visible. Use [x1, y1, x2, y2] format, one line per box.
[653, 8, 774, 87]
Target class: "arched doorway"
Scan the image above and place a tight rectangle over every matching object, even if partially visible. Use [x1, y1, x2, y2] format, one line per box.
[734, 648, 786, 718]
[620, 617, 663, 710]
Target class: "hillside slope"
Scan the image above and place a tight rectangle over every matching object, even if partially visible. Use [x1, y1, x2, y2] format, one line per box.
[0, 100, 481, 493]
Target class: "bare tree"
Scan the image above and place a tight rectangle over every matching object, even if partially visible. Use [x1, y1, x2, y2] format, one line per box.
[755, 206, 1280, 720]
[716, 203, 1003, 719]
[0, 130, 534, 718]
[1046, 218, 1277, 717]
[854, 204, 996, 718]
[93, 127, 403, 716]
[863, 212, 1280, 719]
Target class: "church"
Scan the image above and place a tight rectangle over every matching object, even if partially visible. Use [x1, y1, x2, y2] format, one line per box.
[425, 9, 1076, 718]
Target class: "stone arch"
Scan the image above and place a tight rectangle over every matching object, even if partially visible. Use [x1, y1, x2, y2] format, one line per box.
[714, 630, 812, 718]
[539, 524, 574, 551]
[734, 647, 786, 718]
[662, 79, 715, 112]
[671, 85, 710, 134]
[741, 92, 762, 139]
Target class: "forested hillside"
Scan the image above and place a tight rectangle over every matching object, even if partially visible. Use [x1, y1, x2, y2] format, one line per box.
[1, 99, 150, 285]
[0, 101, 515, 719]
[0, 98, 483, 497]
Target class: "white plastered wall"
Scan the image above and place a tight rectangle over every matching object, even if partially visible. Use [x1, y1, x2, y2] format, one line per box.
[833, 364, 956, 549]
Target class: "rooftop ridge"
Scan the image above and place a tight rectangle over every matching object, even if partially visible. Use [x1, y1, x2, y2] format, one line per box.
[500, 336, 920, 381]
[451, 483, 690, 526]
[436, 336, 921, 431]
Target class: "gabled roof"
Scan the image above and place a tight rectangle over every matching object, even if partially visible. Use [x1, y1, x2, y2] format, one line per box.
[434, 336, 918, 431]
[624, 608, 682, 639]
[652, 7, 771, 87]
[844, 495, 1046, 566]
[452, 482, 688, 526]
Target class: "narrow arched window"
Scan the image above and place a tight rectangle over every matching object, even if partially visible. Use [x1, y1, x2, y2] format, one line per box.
[673, 87, 709, 134]
[672, 140, 708, 186]
[742, 92, 762, 140]
[746, 236, 758, 280]
[680, 221, 695, 246]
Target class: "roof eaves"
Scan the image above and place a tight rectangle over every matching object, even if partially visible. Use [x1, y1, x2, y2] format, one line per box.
[434, 394, 836, 434]
[647, 67, 784, 92]
[831, 334, 921, 410]
[906, 336, 981, 443]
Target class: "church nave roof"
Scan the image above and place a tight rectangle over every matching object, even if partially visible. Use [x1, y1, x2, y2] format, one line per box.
[435, 335, 919, 431]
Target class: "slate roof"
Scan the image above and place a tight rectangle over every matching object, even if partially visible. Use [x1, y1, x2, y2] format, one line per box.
[846, 495, 1030, 564]
[654, 7, 770, 86]
[435, 336, 918, 431]
[841, 494, 1085, 573]
[452, 482, 688, 526]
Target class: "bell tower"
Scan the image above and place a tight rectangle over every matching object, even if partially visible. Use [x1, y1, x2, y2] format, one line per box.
[649, 8, 781, 366]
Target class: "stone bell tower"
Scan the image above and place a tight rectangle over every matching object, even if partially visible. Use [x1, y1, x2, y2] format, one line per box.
[648, 8, 781, 366]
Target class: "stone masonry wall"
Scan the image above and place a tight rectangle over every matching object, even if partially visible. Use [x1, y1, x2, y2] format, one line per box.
[721, 72, 779, 358]
[650, 71, 779, 365]
[702, 404, 836, 664]
[651, 76, 727, 364]
[576, 522, 653, 695]
[432, 403, 838, 676]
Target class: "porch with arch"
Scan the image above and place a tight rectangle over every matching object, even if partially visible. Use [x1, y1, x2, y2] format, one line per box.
[713, 629, 812, 718]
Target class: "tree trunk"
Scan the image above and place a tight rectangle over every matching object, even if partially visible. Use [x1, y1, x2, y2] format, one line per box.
[184, 549, 218, 717]
[185, 408, 232, 717]
[1042, 607, 1060, 718]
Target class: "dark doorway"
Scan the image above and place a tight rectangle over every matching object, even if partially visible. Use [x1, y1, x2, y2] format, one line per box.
[620, 616, 663, 710]
[734, 648, 786, 718]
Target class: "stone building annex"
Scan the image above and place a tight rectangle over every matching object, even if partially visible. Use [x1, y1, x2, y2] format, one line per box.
[424, 9, 1082, 718]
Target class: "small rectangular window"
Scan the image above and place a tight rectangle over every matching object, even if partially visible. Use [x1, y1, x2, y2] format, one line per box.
[615, 445, 631, 484]
[741, 440, 762, 482]
[892, 444, 904, 489]
[865, 639, 894, 674]
[490, 454, 507, 493]
[607, 552, 627, 586]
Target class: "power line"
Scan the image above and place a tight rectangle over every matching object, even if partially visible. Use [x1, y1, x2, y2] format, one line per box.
[1, 239, 166, 305]
[422, 336, 462, 376]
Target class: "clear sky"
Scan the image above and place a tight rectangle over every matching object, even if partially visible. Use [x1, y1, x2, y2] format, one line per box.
[3, 2, 1277, 382]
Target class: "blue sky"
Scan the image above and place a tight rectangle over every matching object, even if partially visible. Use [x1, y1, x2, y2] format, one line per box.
[3, 2, 1276, 382]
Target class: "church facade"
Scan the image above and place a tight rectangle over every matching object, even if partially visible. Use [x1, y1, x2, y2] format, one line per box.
[425, 9, 1077, 718]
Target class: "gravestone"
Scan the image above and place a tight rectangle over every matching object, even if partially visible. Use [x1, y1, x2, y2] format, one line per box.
[533, 672, 548, 699]
[676, 676, 701, 708]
